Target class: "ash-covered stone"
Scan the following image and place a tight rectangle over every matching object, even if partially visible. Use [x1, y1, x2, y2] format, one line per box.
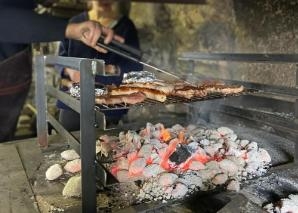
[62, 175, 81, 198]
[227, 179, 240, 192]
[45, 163, 63, 181]
[60, 149, 80, 161]
[64, 159, 81, 173]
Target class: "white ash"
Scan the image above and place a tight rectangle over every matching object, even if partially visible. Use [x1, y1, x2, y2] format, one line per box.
[217, 127, 234, 135]
[60, 149, 80, 161]
[106, 123, 271, 202]
[143, 164, 165, 178]
[226, 156, 246, 170]
[188, 161, 205, 171]
[45, 164, 63, 181]
[177, 172, 203, 189]
[171, 182, 188, 199]
[226, 133, 237, 142]
[117, 157, 129, 170]
[117, 170, 130, 182]
[129, 158, 146, 176]
[240, 139, 250, 148]
[158, 173, 179, 187]
[263, 194, 298, 213]
[219, 159, 239, 176]
[170, 124, 185, 133]
[226, 180, 240, 192]
[199, 139, 210, 146]
[138, 144, 153, 159]
[212, 173, 228, 185]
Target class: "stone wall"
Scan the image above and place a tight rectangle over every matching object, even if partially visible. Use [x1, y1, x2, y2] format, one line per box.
[130, 0, 298, 86]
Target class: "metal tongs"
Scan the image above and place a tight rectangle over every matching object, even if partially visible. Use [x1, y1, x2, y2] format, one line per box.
[97, 36, 193, 85]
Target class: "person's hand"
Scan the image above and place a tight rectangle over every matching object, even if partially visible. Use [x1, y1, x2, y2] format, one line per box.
[64, 68, 80, 83]
[64, 65, 120, 84]
[65, 20, 124, 53]
[105, 64, 119, 75]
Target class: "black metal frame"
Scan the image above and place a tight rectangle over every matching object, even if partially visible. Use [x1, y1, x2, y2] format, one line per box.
[34, 56, 114, 213]
[178, 52, 298, 161]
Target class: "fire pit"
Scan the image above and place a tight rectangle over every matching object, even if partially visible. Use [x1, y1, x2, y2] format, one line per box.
[34, 54, 298, 212]
[96, 122, 271, 200]
[92, 119, 295, 212]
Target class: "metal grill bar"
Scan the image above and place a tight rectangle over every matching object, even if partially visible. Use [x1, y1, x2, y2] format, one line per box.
[179, 52, 298, 63]
[47, 85, 81, 113]
[94, 89, 256, 111]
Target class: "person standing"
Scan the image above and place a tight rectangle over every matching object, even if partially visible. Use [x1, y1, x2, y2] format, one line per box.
[58, 0, 143, 131]
[0, 0, 123, 142]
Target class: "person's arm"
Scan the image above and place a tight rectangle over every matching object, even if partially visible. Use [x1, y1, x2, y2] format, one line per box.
[0, 7, 124, 52]
[0, 8, 68, 43]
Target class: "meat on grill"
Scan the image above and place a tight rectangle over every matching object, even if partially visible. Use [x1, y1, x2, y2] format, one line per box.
[108, 86, 167, 102]
[95, 92, 146, 105]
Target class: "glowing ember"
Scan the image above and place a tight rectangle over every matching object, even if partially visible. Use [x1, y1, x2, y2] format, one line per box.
[160, 127, 171, 142]
[96, 122, 271, 202]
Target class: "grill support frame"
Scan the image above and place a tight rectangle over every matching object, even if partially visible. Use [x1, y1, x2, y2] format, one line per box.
[295, 65, 298, 162]
[34, 56, 111, 213]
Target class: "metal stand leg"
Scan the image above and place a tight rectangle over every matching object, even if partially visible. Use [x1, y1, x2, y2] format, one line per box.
[35, 56, 48, 147]
[295, 66, 298, 162]
[35, 56, 120, 212]
[80, 60, 97, 213]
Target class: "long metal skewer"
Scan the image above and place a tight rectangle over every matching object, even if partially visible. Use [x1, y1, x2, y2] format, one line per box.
[96, 41, 193, 84]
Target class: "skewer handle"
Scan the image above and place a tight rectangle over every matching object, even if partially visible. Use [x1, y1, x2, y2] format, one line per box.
[98, 35, 142, 58]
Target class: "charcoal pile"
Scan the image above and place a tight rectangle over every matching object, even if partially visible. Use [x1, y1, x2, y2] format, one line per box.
[97, 122, 271, 203]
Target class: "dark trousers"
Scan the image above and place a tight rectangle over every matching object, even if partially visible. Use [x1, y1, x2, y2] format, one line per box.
[0, 49, 32, 142]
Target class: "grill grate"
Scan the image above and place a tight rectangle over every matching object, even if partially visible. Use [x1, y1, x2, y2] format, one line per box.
[94, 89, 258, 111]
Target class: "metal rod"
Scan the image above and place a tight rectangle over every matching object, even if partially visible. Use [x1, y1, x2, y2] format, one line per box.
[45, 55, 83, 70]
[80, 59, 97, 213]
[295, 65, 298, 162]
[295, 98, 298, 163]
[178, 52, 298, 63]
[185, 76, 298, 97]
[47, 85, 81, 113]
[98, 35, 142, 58]
[35, 55, 48, 147]
[97, 42, 193, 84]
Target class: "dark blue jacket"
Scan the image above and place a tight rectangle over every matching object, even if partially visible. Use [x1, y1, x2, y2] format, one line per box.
[58, 12, 142, 84]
